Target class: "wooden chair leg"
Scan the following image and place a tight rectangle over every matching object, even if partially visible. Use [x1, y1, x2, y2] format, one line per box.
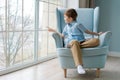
[96, 68, 100, 78]
[64, 69, 67, 78]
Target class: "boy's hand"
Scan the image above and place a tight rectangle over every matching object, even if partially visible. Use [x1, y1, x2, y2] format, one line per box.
[47, 27, 56, 32]
[98, 32, 103, 35]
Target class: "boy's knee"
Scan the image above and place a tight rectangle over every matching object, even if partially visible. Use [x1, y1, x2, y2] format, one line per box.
[68, 40, 80, 48]
[70, 40, 79, 45]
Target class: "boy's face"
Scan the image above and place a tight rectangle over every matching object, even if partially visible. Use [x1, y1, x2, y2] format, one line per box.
[64, 15, 73, 23]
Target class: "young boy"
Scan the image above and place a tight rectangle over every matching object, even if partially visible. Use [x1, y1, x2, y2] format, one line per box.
[48, 8, 102, 74]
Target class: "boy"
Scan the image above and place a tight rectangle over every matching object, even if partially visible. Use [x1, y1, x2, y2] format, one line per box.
[48, 8, 102, 74]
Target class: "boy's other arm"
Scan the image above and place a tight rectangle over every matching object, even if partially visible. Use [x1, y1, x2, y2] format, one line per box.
[85, 30, 103, 36]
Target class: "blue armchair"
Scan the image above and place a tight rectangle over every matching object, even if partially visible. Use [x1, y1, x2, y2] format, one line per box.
[52, 7, 112, 78]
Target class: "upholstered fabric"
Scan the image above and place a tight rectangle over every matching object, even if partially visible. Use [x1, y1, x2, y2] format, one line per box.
[52, 7, 112, 77]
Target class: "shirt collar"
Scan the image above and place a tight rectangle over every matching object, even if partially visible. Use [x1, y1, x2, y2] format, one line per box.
[68, 21, 76, 27]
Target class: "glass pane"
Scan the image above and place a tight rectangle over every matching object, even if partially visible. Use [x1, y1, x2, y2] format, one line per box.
[40, 0, 48, 2]
[0, 0, 6, 70]
[0, 0, 5, 31]
[39, 2, 48, 29]
[23, 32, 34, 62]
[48, 32, 56, 55]
[48, 4, 57, 55]
[38, 31, 48, 58]
[23, 0, 35, 30]
[14, 47, 22, 64]
[8, 0, 22, 31]
[49, 0, 57, 4]
[0, 32, 6, 70]
[8, 32, 22, 65]
[49, 4, 57, 30]
[58, 0, 64, 6]
[8, 31, 34, 65]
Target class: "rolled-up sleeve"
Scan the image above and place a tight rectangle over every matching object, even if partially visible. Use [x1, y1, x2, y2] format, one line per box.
[62, 26, 68, 36]
[78, 24, 87, 32]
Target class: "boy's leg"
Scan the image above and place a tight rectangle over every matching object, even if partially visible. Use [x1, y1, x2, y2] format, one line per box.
[69, 40, 82, 66]
[69, 40, 85, 74]
[80, 38, 99, 48]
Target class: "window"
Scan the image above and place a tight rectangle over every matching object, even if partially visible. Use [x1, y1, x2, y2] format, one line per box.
[0, 0, 65, 75]
[38, 0, 64, 58]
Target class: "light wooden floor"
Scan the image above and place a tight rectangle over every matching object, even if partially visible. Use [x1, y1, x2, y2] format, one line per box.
[0, 57, 120, 80]
[0, 58, 66, 80]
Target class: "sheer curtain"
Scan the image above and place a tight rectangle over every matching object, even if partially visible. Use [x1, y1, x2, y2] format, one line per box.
[79, 0, 95, 8]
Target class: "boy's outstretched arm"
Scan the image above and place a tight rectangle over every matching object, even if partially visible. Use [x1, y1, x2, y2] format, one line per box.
[47, 27, 64, 38]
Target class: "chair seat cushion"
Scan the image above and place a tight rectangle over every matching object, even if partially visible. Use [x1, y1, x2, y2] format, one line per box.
[57, 46, 108, 57]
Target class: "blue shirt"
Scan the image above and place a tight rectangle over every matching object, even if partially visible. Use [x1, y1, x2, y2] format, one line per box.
[62, 21, 87, 47]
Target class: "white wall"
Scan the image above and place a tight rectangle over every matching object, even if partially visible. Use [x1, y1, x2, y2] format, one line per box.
[66, 0, 89, 8]
[66, 0, 79, 8]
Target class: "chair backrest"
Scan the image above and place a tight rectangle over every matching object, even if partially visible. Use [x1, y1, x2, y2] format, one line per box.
[56, 7, 99, 39]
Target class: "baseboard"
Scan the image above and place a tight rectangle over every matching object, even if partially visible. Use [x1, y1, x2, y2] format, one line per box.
[108, 51, 120, 57]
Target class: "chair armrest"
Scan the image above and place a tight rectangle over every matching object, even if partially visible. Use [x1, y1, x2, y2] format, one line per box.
[98, 31, 112, 47]
[52, 32, 64, 48]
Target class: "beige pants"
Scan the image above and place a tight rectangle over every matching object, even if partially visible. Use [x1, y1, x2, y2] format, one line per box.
[69, 38, 99, 66]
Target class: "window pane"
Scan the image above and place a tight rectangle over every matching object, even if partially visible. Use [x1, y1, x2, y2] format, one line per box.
[8, 0, 22, 31]
[58, 0, 64, 6]
[38, 31, 48, 58]
[48, 4, 57, 30]
[39, 2, 48, 29]
[0, 0, 6, 70]
[48, 4, 57, 54]
[0, 0, 6, 31]
[8, 31, 34, 65]
[48, 32, 56, 54]
[23, 32, 34, 62]
[49, 0, 57, 4]
[0, 32, 6, 70]
[23, 0, 35, 30]
[8, 32, 22, 65]
[39, 1, 48, 58]
[40, 0, 48, 2]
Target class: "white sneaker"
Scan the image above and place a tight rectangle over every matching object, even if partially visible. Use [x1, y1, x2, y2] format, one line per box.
[77, 65, 86, 74]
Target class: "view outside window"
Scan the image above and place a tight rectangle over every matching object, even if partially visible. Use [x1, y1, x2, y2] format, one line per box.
[38, 0, 64, 58]
[0, 0, 64, 74]
[0, 0, 35, 70]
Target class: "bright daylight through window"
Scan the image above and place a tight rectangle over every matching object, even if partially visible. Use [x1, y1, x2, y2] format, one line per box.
[0, 0, 64, 75]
